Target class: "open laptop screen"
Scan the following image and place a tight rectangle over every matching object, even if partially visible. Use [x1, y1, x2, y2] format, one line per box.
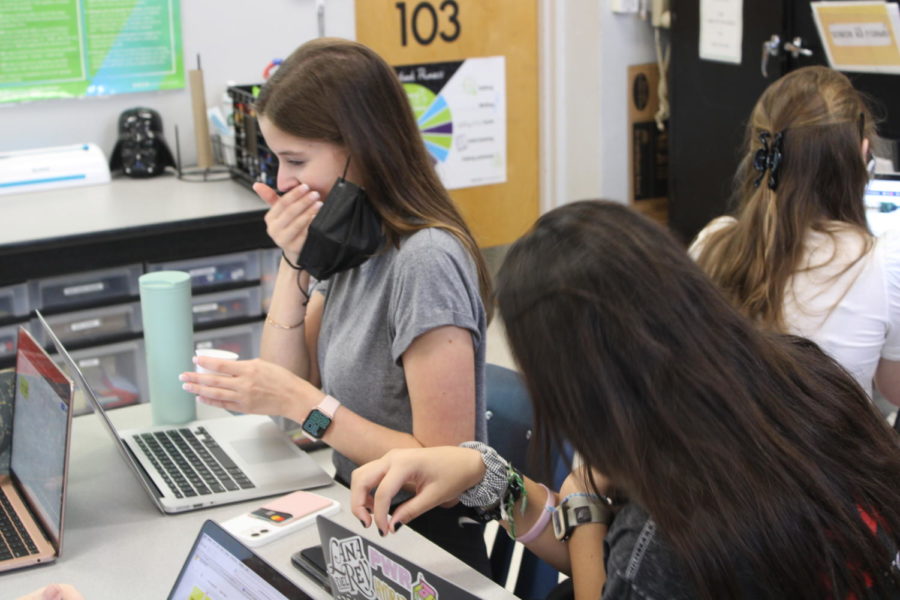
[168, 520, 312, 600]
[865, 174, 900, 208]
[10, 327, 73, 549]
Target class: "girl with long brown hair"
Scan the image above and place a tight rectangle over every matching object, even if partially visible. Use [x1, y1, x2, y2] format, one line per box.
[179, 38, 492, 572]
[691, 66, 900, 414]
[351, 201, 900, 600]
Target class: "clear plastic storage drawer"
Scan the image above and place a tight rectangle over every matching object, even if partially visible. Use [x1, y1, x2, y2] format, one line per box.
[193, 321, 262, 360]
[148, 251, 261, 290]
[0, 324, 18, 362]
[259, 247, 280, 313]
[31, 265, 142, 311]
[191, 287, 262, 326]
[33, 302, 142, 347]
[0, 283, 29, 321]
[60, 340, 147, 416]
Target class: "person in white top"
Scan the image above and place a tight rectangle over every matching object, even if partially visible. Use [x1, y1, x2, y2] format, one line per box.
[690, 66, 900, 415]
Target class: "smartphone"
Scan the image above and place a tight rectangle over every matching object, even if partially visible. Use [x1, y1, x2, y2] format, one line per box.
[291, 544, 331, 593]
[220, 491, 339, 547]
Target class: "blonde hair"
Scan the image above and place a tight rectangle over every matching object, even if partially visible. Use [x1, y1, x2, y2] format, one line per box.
[694, 66, 875, 330]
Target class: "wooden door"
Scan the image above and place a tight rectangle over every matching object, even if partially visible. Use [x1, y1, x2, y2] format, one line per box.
[355, 0, 539, 248]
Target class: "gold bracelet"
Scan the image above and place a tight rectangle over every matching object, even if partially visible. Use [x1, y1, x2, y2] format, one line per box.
[265, 315, 306, 330]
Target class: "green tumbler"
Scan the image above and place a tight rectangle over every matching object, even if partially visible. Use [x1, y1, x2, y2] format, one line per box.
[139, 271, 196, 425]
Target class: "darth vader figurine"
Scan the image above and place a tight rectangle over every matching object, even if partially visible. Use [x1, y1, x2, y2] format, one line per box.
[109, 107, 176, 177]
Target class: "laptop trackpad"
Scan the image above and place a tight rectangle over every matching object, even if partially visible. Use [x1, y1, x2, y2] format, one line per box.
[230, 438, 299, 464]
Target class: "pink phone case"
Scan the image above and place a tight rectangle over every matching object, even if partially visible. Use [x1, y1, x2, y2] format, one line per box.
[222, 491, 340, 547]
[257, 491, 335, 523]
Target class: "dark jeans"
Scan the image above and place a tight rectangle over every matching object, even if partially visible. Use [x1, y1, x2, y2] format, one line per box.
[334, 475, 491, 578]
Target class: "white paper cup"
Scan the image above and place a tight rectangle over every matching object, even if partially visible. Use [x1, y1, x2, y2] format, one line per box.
[195, 348, 239, 375]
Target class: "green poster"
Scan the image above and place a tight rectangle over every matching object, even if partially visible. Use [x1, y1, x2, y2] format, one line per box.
[0, 0, 184, 103]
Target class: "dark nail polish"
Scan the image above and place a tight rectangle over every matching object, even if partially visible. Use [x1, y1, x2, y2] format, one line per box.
[378, 528, 385, 537]
[393, 522, 404, 532]
[359, 519, 367, 528]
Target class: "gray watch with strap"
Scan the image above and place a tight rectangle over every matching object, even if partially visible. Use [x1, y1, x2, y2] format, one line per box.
[551, 493, 617, 541]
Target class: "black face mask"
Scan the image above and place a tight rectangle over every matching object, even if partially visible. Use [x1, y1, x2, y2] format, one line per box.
[298, 177, 384, 280]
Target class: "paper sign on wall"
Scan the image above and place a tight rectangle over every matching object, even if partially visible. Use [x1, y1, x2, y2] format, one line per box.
[395, 56, 507, 190]
[812, 1, 900, 74]
[0, 0, 184, 104]
[699, 0, 744, 64]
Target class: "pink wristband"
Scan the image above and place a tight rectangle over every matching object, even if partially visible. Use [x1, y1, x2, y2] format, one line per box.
[515, 484, 556, 544]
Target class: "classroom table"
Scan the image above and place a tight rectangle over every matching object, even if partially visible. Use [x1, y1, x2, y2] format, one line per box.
[3, 403, 517, 599]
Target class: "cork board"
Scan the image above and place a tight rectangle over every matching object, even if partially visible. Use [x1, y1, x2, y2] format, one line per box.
[627, 63, 668, 226]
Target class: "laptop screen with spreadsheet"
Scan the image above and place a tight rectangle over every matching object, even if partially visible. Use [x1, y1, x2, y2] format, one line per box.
[167, 520, 313, 600]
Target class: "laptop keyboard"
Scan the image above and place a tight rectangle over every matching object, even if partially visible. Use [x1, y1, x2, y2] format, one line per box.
[133, 427, 255, 499]
[0, 488, 39, 561]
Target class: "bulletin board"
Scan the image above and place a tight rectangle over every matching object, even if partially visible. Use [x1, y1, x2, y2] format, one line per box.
[355, 0, 539, 248]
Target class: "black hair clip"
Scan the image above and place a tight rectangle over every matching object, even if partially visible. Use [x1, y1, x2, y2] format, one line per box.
[752, 130, 785, 190]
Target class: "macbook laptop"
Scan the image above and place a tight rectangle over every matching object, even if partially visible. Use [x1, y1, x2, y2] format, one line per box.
[865, 174, 900, 236]
[0, 326, 74, 573]
[168, 519, 313, 600]
[865, 173, 900, 209]
[36, 310, 332, 514]
[317, 515, 481, 600]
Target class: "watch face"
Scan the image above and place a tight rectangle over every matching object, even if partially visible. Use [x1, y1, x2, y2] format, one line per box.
[574, 505, 594, 524]
[302, 409, 333, 439]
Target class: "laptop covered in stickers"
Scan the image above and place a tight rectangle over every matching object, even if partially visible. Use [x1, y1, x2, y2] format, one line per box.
[316, 514, 481, 600]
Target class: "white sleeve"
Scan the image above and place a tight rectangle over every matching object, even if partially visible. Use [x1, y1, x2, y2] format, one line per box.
[879, 230, 900, 361]
[688, 216, 736, 261]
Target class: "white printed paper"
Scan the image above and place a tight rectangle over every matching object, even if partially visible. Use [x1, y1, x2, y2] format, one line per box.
[700, 0, 744, 64]
[396, 56, 507, 190]
[812, 1, 900, 74]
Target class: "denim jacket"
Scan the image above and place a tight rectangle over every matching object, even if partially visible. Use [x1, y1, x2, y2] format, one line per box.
[601, 503, 697, 600]
[600, 503, 900, 599]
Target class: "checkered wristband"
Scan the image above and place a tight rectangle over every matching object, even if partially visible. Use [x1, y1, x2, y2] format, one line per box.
[458, 441, 509, 508]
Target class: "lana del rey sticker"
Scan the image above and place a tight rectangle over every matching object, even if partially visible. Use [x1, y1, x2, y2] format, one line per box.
[327, 535, 440, 600]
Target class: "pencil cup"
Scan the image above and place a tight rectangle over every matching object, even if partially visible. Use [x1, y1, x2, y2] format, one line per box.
[139, 271, 196, 425]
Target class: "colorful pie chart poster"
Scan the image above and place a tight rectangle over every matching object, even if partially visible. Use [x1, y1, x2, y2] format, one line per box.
[396, 56, 507, 190]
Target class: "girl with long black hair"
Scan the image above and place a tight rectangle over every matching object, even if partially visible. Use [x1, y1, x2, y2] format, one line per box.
[351, 201, 900, 599]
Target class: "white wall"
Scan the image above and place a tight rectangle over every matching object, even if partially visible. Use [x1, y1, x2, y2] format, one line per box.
[0, 0, 355, 166]
[541, 0, 657, 211]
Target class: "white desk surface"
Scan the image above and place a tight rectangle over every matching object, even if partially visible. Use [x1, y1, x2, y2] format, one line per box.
[3, 403, 515, 600]
[0, 175, 266, 248]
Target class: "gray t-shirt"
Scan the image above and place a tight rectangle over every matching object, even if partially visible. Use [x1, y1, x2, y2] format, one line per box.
[313, 227, 488, 483]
